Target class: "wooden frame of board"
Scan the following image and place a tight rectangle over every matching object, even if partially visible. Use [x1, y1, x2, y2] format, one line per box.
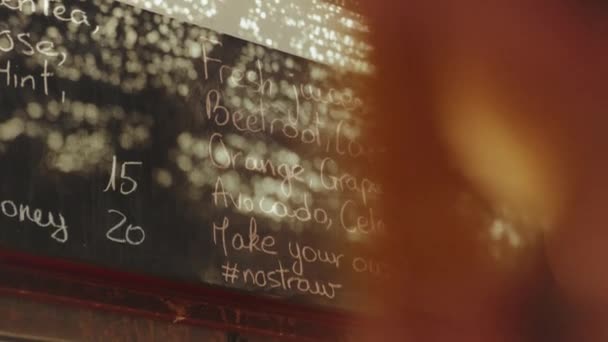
[0, 248, 363, 341]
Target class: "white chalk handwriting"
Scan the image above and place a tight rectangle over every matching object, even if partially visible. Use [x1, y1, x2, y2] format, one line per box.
[103, 156, 143, 196]
[106, 209, 145, 246]
[0, 199, 68, 243]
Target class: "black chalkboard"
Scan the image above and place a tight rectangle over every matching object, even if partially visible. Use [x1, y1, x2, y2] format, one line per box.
[0, 0, 386, 313]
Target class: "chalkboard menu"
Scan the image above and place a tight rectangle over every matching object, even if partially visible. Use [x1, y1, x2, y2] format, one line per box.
[0, 0, 386, 313]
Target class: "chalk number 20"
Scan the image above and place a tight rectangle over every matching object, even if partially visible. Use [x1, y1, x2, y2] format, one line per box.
[106, 209, 145, 246]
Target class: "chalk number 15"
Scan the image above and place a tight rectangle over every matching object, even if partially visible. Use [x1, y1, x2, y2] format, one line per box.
[104, 156, 143, 195]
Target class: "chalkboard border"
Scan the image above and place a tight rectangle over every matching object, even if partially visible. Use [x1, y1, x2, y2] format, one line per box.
[0, 247, 371, 341]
